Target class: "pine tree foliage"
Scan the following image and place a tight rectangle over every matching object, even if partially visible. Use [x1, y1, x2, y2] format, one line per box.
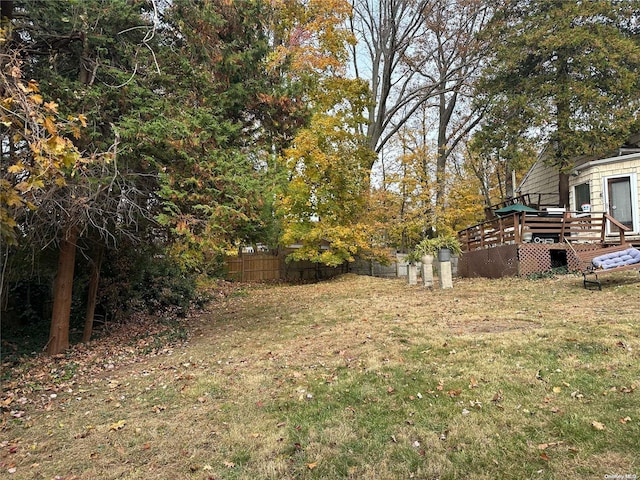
[476, 0, 640, 206]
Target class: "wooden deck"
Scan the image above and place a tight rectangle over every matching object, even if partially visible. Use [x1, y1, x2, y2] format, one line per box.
[458, 212, 629, 252]
[457, 212, 633, 278]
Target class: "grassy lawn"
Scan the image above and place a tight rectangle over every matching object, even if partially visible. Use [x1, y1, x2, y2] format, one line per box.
[2, 273, 640, 479]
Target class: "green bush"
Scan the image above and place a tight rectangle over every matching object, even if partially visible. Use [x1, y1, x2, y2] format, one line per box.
[99, 243, 199, 321]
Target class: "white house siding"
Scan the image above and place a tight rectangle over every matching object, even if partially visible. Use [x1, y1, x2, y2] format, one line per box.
[571, 156, 640, 238]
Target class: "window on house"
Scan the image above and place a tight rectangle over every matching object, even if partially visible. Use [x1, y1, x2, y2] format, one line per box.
[574, 183, 591, 211]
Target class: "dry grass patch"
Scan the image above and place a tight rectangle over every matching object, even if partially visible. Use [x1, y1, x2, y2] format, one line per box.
[2, 273, 640, 479]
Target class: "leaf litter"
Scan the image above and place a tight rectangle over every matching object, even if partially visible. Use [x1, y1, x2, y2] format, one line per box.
[2, 274, 639, 479]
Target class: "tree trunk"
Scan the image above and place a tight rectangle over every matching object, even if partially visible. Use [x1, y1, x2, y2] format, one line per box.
[558, 172, 570, 209]
[82, 247, 103, 343]
[1, 1, 13, 24]
[555, 49, 571, 209]
[47, 226, 78, 355]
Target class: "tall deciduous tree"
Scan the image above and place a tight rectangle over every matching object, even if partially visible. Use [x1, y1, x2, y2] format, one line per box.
[349, 0, 491, 235]
[278, 76, 376, 265]
[349, 0, 435, 157]
[477, 0, 640, 207]
[417, 0, 489, 218]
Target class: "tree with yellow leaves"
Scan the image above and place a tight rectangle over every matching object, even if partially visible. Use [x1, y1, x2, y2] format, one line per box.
[0, 42, 84, 245]
[273, 0, 388, 265]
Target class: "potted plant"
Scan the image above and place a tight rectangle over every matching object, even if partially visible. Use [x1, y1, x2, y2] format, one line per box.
[411, 235, 461, 259]
[431, 234, 462, 262]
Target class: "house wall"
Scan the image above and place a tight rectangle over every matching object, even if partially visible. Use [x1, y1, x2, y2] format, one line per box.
[516, 158, 559, 206]
[570, 157, 640, 238]
[570, 158, 640, 211]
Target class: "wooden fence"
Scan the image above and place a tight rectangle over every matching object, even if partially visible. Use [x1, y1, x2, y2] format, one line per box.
[226, 254, 281, 282]
[225, 252, 347, 282]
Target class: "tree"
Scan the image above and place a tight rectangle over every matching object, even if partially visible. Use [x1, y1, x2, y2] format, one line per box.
[349, 0, 435, 158]
[271, 0, 386, 264]
[1, 33, 87, 348]
[380, 112, 437, 251]
[477, 0, 640, 207]
[417, 0, 489, 217]
[467, 96, 537, 206]
[0, 50, 83, 246]
[278, 77, 377, 265]
[130, 0, 311, 270]
[6, 0, 159, 353]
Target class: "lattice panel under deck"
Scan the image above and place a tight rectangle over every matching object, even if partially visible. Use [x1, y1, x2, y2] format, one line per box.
[518, 244, 604, 276]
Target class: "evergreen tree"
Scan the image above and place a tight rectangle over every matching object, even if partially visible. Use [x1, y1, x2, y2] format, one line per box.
[477, 0, 640, 207]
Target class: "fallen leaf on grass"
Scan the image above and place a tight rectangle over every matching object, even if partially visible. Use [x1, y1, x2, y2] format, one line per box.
[109, 420, 126, 431]
[469, 377, 478, 389]
[538, 441, 563, 450]
[74, 425, 95, 439]
[223, 460, 236, 468]
[307, 463, 317, 470]
[448, 389, 462, 397]
[591, 421, 606, 431]
[620, 416, 632, 424]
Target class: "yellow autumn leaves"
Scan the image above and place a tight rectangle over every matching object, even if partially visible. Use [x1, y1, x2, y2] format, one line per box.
[1, 38, 88, 245]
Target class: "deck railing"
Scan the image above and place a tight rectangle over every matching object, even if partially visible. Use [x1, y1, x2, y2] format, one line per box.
[458, 212, 629, 252]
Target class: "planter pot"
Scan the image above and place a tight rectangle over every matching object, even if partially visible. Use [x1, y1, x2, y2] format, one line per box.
[438, 248, 451, 262]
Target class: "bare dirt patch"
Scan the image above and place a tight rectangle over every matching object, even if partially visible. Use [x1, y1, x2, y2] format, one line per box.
[445, 318, 539, 334]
